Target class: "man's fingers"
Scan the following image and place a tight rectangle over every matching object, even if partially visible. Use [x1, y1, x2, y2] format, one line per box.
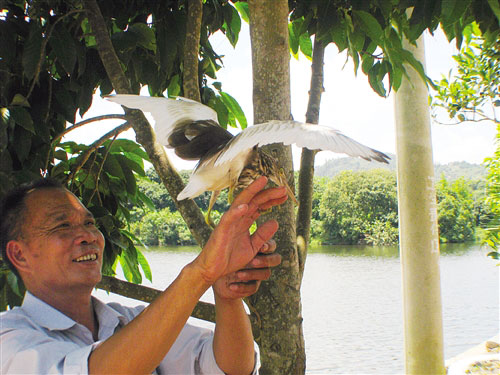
[257, 194, 288, 212]
[259, 239, 276, 254]
[250, 220, 279, 254]
[232, 176, 269, 206]
[247, 253, 281, 269]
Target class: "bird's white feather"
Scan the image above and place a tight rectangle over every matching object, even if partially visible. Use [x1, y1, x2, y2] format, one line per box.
[215, 120, 384, 166]
[106, 95, 218, 148]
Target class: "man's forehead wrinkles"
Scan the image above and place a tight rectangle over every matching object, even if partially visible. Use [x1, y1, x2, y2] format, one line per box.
[43, 205, 93, 219]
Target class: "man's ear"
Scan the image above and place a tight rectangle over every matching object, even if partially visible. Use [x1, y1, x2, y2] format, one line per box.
[6, 240, 30, 274]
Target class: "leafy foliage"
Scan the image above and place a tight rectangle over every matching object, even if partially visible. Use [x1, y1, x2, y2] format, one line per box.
[431, 23, 500, 124]
[436, 177, 476, 242]
[481, 124, 500, 259]
[318, 170, 399, 245]
[288, 0, 500, 97]
[316, 170, 481, 246]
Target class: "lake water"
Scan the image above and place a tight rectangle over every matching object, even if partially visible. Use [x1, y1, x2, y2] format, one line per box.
[93, 243, 499, 374]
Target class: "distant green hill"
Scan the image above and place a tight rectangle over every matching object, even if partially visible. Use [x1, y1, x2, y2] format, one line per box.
[315, 155, 486, 181]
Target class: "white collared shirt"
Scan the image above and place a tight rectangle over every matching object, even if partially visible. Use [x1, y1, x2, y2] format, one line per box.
[0, 292, 228, 374]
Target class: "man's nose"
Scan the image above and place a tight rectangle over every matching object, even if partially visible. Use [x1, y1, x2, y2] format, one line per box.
[75, 224, 101, 244]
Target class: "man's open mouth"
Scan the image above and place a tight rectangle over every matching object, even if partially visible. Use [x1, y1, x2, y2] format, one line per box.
[73, 253, 98, 262]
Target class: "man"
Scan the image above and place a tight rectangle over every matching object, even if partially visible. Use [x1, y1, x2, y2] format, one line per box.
[0, 176, 287, 374]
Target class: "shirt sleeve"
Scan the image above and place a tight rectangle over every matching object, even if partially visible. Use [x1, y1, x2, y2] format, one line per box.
[157, 323, 259, 375]
[1, 327, 97, 375]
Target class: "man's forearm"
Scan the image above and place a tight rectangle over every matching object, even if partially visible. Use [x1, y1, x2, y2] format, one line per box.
[213, 295, 255, 375]
[89, 262, 211, 375]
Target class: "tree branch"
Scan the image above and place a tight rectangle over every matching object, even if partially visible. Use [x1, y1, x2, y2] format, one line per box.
[54, 114, 127, 143]
[65, 122, 132, 185]
[96, 275, 217, 323]
[83, 0, 212, 247]
[297, 37, 325, 279]
[183, 0, 203, 102]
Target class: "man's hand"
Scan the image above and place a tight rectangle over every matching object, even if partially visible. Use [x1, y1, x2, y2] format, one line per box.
[213, 239, 281, 300]
[193, 176, 288, 286]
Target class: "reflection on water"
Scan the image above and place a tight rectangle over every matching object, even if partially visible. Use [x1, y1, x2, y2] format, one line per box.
[308, 244, 400, 257]
[94, 242, 498, 375]
[308, 242, 482, 258]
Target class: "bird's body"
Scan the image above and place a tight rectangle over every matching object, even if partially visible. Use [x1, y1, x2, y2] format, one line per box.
[107, 94, 390, 226]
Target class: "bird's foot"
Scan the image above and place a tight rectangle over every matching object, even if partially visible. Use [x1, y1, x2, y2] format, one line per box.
[205, 211, 216, 229]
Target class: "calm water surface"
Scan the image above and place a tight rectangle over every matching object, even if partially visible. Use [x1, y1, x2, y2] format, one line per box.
[94, 243, 499, 374]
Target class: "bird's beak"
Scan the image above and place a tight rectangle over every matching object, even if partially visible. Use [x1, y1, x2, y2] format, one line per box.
[283, 181, 298, 205]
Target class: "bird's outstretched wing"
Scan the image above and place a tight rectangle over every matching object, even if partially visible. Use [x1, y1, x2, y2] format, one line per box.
[106, 95, 219, 149]
[215, 120, 390, 166]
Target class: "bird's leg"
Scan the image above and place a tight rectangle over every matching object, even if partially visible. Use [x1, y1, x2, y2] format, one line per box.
[227, 185, 235, 204]
[206, 190, 221, 228]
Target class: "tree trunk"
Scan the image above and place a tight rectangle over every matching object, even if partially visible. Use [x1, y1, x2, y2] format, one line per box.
[247, 1, 306, 373]
[183, 0, 202, 102]
[297, 37, 325, 278]
[394, 34, 445, 374]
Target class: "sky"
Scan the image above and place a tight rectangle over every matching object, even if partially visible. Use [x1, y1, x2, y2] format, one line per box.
[66, 23, 498, 171]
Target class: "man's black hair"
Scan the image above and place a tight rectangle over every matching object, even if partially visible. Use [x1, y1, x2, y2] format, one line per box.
[0, 178, 64, 276]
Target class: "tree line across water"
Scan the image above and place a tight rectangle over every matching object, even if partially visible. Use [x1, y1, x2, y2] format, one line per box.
[130, 165, 490, 247]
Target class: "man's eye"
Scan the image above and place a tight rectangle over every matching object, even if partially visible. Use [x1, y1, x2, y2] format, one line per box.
[56, 223, 71, 229]
[85, 220, 96, 226]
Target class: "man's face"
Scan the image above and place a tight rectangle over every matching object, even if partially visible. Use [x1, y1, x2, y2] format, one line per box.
[16, 188, 105, 294]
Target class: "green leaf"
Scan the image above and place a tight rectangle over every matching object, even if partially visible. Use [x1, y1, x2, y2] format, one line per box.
[400, 49, 429, 87]
[368, 62, 387, 97]
[23, 22, 43, 80]
[487, 251, 499, 260]
[49, 25, 77, 75]
[299, 33, 313, 59]
[361, 54, 374, 75]
[222, 5, 241, 47]
[10, 94, 30, 108]
[9, 107, 35, 133]
[136, 246, 152, 282]
[137, 189, 156, 211]
[214, 96, 229, 129]
[234, 2, 250, 23]
[13, 127, 32, 162]
[109, 139, 149, 161]
[103, 153, 125, 180]
[353, 10, 383, 45]
[219, 92, 247, 129]
[129, 23, 156, 52]
[486, 0, 500, 23]
[115, 154, 137, 195]
[288, 22, 299, 56]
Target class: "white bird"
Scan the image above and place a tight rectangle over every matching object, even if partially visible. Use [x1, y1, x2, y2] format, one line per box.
[107, 94, 390, 226]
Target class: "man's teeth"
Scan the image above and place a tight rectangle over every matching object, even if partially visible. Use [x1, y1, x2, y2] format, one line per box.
[73, 254, 97, 262]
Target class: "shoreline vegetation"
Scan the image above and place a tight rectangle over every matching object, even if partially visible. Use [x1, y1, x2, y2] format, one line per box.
[129, 161, 491, 248]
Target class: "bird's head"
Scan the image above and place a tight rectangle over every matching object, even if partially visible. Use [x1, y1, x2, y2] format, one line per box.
[259, 150, 298, 205]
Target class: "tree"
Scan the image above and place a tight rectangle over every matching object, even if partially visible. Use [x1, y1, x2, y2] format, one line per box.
[436, 177, 476, 242]
[319, 170, 398, 245]
[482, 125, 500, 259]
[431, 23, 499, 125]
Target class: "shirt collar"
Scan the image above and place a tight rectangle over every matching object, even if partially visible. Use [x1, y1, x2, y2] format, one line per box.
[21, 291, 127, 332]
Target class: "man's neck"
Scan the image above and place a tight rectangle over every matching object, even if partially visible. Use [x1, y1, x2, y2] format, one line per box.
[29, 287, 98, 339]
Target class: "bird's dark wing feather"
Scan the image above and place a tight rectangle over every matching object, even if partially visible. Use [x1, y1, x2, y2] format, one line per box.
[169, 120, 234, 160]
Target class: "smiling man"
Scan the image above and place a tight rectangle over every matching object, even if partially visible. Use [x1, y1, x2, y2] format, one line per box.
[0, 177, 286, 374]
